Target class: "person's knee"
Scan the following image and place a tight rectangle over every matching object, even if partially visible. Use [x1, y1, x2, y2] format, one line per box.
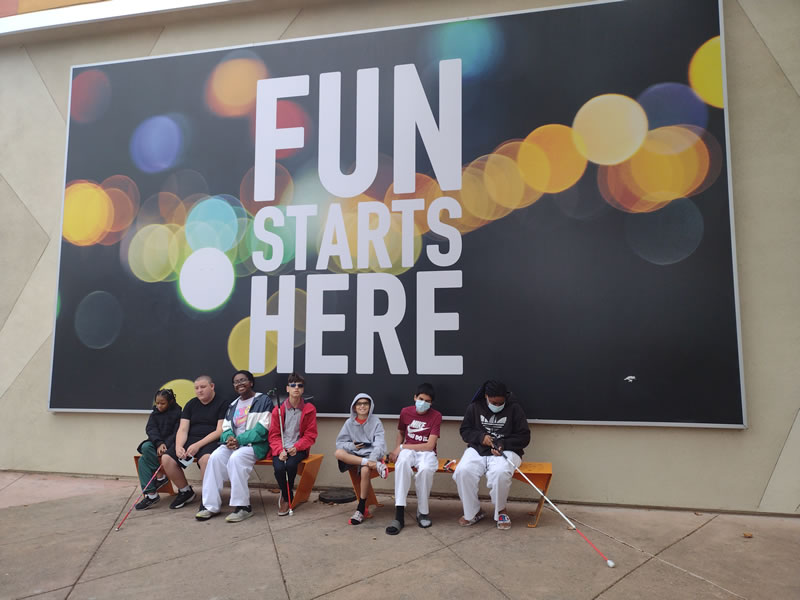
[334, 448, 348, 461]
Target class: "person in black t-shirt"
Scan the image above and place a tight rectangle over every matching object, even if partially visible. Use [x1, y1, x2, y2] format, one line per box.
[161, 375, 228, 510]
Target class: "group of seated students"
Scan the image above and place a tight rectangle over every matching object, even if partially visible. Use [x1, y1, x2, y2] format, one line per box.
[135, 372, 530, 531]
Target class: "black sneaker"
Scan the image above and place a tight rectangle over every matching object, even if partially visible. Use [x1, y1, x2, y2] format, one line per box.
[154, 477, 169, 490]
[169, 487, 195, 509]
[135, 495, 160, 510]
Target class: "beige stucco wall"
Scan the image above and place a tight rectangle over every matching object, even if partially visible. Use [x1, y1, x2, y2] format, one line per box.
[0, 0, 798, 514]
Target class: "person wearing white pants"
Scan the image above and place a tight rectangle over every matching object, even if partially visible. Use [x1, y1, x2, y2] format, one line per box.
[386, 383, 442, 535]
[453, 447, 522, 522]
[202, 445, 257, 513]
[195, 370, 273, 523]
[453, 380, 530, 530]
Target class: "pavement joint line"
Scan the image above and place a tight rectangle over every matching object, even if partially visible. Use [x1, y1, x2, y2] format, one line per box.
[443, 543, 513, 600]
[578, 514, 747, 600]
[63, 485, 139, 598]
[309, 544, 455, 600]
[591, 555, 655, 600]
[16, 583, 73, 599]
[263, 489, 292, 600]
[0, 471, 25, 493]
[73, 525, 270, 587]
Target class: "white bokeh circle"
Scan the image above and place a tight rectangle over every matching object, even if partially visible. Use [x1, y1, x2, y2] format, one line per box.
[178, 247, 234, 311]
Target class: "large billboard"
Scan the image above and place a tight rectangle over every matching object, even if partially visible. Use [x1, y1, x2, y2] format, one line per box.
[52, 0, 744, 426]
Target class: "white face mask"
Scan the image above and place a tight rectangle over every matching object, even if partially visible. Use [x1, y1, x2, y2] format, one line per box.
[415, 399, 431, 413]
[487, 400, 505, 413]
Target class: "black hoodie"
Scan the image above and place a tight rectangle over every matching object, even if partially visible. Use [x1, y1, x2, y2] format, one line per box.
[137, 401, 182, 452]
[459, 389, 531, 457]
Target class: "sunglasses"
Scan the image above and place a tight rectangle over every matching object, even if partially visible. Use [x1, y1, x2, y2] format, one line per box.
[288, 383, 304, 388]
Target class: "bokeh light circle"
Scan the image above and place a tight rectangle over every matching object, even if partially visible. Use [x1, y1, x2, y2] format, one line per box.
[130, 115, 184, 174]
[127, 224, 176, 283]
[689, 36, 724, 108]
[185, 195, 240, 251]
[522, 124, 587, 193]
[572, 94, 648, 165]
[428, 20, 503, 79]
[179, 247, 235, 311]
[227, 317, 277, 377]
[74, 291, 123, 349]
[637, 82, 708, 130]
[206, 51, 268, 117]
[70, 70, 111, 124]
[625, 197, 704, 265]
[159, 378, 195, 409]
[63, 181, 113, 246]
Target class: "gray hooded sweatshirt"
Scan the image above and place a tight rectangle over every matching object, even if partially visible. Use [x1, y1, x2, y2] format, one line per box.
[335, 393, 386, 462]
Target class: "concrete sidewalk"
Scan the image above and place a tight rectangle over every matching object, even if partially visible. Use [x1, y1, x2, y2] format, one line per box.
[0, 472, 797, 600]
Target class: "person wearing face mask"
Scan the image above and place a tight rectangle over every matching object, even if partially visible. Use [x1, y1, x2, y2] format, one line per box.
[385, 383, 441, 535]
[453, 380, 530, 530]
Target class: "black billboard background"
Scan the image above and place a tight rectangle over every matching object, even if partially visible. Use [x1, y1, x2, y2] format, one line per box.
[52, 0, 743, 425]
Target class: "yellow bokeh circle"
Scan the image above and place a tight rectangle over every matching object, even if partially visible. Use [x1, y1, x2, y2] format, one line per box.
[523, 124, 587, 193]
[572, 94, 648, 165]
[689, 36, 723, 109]
[160, 378, 196, 408]
[206, 57, 268, 117]
[227, 317, 278, 377]
[63, 181, 114, 246]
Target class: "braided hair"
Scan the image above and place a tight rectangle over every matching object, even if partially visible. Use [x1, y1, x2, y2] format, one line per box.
[154, 388, 177, 407]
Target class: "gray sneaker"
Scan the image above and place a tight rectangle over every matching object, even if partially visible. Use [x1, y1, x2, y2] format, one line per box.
[195, 506, 219, 521]
[226, 505, 253, 522]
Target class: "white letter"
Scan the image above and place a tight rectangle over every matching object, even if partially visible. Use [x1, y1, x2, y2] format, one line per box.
[391, 198, 424, 267]
[316, 203, 353, 270]
[318, 68, 379, 197]
[252, 206, 284, 272]
[426, 196, 462, 267]
[305, 273, 349, 373]
[286, 204, 317, 271]
[417, 270, 462, 374]
[394, 60, 462, 193]
[356, 273, 408, 374]
[254, 75, 309, 201]
[249, 275, 295, 373]
[357, 201, 391, 269]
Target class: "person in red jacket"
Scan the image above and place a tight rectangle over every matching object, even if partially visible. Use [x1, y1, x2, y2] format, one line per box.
[269, 372, 318, 515]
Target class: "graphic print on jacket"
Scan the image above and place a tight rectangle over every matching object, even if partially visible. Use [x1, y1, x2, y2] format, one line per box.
[480, 414, 508, 438]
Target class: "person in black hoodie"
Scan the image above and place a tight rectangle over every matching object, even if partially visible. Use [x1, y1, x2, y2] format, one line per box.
[135, 389, 182, 510]
[452, 380, 530, 530]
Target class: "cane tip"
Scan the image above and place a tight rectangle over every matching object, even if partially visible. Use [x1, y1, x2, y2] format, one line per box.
[606, 560, 615, 568]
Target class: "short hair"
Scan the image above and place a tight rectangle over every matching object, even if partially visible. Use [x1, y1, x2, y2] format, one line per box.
[287, 372, 305, 385]
[154, 388, 176, 406]
[195, 375, 213, 385]
[232, 370, 255, 385]
[484, 380, 508, 399]
[415, 382, 435, 402]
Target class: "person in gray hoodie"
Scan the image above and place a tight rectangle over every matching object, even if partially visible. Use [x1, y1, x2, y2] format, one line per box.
[334, 393, 388, 524]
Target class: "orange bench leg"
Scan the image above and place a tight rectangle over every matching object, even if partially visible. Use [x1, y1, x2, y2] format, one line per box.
[133, 455, 176, 496]
[347, 467, 382, 512]
[292, 455, 322, 506]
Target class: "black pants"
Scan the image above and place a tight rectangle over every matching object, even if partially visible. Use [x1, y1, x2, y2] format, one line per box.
[273, 450, 308, 501]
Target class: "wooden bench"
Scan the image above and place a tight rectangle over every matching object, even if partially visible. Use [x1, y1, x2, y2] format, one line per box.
[347, 458, 553, 527]
[133, 453, 324, 507]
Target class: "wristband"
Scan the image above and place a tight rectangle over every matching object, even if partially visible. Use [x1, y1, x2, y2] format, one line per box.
[399, 444, 404, 451]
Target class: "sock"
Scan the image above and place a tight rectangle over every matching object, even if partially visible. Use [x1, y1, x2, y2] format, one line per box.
[357, 498, 366, 514]
[179, 485, 191, 493]
[395, 506, 405, 524]
[147, 493, 158, 499]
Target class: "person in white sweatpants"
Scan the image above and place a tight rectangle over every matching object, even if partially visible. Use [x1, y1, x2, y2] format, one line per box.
[195, 370, 273, 523]
[202, 444, 257, 513]
[453, 380, 530, 530]
[385, 383, 442, 535]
